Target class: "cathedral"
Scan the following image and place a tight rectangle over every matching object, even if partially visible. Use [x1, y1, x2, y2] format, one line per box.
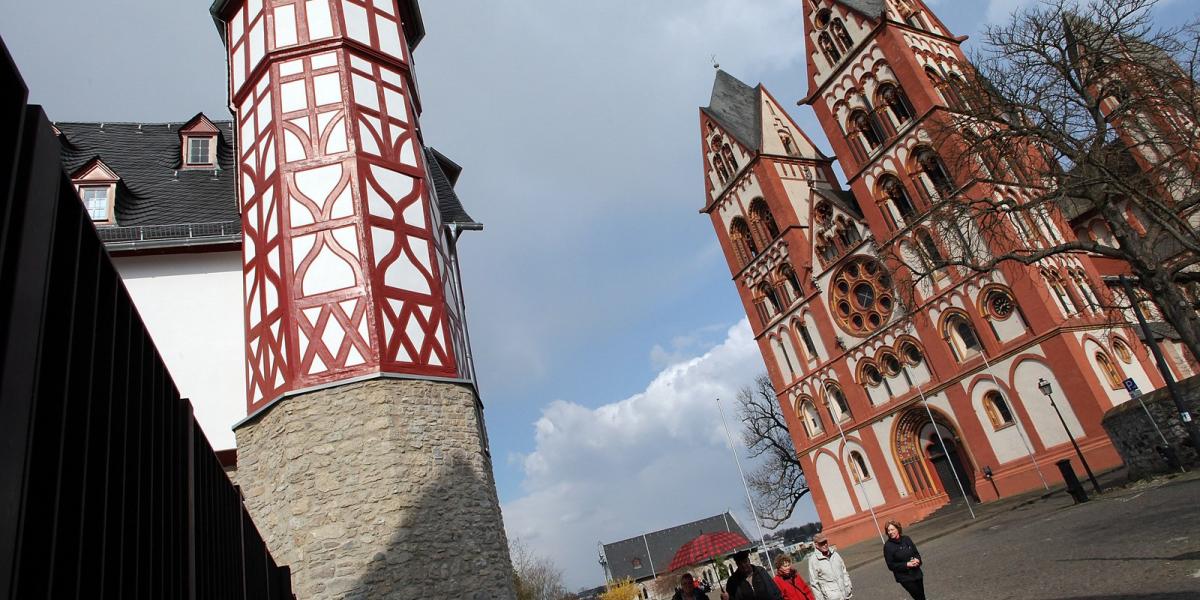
[699, 0, 1192, 544]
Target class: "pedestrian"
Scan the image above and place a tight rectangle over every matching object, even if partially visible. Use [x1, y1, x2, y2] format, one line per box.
[720, 549, 783, 600]
[806, 533, 852, 600]
[882, 520, 924, 600]
[673, 573, 707, 600]
[772, 554, 814, 600]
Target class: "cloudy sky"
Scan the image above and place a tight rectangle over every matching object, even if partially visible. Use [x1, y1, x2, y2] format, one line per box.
[3, 0, 1195, 590]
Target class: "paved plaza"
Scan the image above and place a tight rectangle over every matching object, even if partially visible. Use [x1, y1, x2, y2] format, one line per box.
[839, 472, 1200, 600]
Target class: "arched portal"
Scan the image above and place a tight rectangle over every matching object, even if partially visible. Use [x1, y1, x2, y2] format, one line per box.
[893, 407, 977, 501]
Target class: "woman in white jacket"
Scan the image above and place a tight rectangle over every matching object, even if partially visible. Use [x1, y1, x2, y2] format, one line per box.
[807, 533, 853, 600]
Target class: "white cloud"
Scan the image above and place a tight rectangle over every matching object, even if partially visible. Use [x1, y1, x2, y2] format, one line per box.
[502, 319, 818, 590]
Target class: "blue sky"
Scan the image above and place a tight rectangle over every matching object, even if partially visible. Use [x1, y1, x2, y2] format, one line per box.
[3, 0, 1195, 590]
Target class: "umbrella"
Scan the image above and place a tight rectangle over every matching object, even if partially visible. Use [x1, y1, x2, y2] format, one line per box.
[666, 531, 751, 572]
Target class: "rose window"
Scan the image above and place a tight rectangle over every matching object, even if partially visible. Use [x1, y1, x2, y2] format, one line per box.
[830, 256, 895, 336]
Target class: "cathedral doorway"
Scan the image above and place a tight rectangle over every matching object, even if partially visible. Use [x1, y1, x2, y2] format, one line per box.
[893, 407, 977, 501]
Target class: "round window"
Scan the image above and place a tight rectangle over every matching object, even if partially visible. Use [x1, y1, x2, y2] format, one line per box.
[987, 290, 1015, 319]
[829, 256, 895, 336]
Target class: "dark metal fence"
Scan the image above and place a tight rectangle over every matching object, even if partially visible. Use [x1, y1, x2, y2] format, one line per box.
[0, 39, 292, 599]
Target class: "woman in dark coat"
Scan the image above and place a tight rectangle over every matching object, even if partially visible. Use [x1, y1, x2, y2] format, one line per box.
[883, 520, 925, 600]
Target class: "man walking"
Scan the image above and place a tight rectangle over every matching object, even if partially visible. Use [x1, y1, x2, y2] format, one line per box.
[721, 549, 783, 600]
[807, 534, 852, 600]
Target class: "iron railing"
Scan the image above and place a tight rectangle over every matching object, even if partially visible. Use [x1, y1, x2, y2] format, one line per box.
[0, 38, 292, 599]
[97, 219, 242, 245]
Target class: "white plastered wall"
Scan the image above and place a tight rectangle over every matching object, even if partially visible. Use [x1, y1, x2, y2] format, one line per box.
[872, 416, 908, 499]
[115, 251, 244, 449]
[1011, 358, 1085, 448]
[814, 450, 855, 520]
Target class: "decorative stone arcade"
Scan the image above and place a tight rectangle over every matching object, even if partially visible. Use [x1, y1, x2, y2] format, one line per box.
[209, 1, 515, 597]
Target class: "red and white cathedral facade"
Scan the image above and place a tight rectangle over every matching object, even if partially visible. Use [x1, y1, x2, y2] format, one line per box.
[699, 0, 1187, 545]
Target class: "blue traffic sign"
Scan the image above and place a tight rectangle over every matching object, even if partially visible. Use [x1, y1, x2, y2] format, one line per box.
[1123, 378, 1139, 393]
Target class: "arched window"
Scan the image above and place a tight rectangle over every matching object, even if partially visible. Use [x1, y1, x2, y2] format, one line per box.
[798, 322, 819, 357]
[819, 33, 841, 64]
[914, 148, 955, 198]
[1045, 270, 1077, 316]
[1113, 337, 1134, 364]
[722, 143, 738, 173]
[945, 313, 982, 360]
[917, 230, 946, 269]
[860, 362, 883, 387]
[781, 266, 803, 301]
[1072, 269, 1101, 312]
[729, 217, 757, 266]
[880, 175, 917, 225]
[849, 450, 872, 482]
[780, 130, 799, 156]
[879, 352, 902, 377]
[877, 83, 914, 125]
[759, 282, 783, 313]
[826, 384, 851, 421]
[799, 398, 823, 436]
[749, 198, 781, 243]
[1096, 351, 1124, 389]
[850, 110, 885, 151]
[983, 391, 1015, 429]
[818, 241, 839, 264]
[831, 18, 854, 50]
[900, 341, 924, 367]
[947, 73, 971, 110]
[925, 67, 948, 103]
[836, 221, 862, 247]
[712, 152, 730, 183]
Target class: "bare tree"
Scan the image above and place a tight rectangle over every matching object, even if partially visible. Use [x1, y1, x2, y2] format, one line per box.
[901, 0, 1200, 356]
[737, 374, 809, 529]
[510, 538, 569, 600]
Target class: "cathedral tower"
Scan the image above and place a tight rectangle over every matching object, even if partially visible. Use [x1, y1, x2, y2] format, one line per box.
[703, 0, 1167, 546]
[209, 1, 515, 597]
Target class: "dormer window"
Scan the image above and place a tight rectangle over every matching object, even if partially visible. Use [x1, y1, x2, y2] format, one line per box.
[71, 158, 119, 224]
[82, 186, 112, 221]
[186, 136, 214, 166]
[178, 113, 221, 168]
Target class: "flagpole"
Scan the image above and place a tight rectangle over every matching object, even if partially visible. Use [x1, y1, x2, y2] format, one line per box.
[716, 397, 773, 569]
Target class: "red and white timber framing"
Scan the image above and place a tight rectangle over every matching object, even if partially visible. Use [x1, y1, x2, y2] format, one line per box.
[213, 0, 459, 416]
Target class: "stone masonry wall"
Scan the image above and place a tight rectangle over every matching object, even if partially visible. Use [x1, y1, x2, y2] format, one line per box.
[1102, 375, 1200, 479]
[235, 378, 516, 599]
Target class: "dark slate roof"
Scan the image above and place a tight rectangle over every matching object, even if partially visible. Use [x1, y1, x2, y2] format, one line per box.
[703, 70, 762, 151]
[56, 119, 240, 229]
[602, 512, 751, 582]
[815, 188, 865, 220]
[425, 148, 476, 225]
[836, 0, 886, 17]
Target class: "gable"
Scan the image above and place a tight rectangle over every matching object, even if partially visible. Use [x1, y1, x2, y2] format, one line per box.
[72, 158, 119, 182]
[179, 112, 222, 135]
[758, 89, 825, 160]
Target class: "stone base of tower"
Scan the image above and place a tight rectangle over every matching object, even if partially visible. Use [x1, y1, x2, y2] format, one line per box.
[234, 378, 516, 600]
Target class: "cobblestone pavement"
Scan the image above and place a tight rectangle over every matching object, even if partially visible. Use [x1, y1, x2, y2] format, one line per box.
[841, 473, 1200, 600]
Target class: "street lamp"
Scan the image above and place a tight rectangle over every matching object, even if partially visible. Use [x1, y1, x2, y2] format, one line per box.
[1038, 378, 1102, 494]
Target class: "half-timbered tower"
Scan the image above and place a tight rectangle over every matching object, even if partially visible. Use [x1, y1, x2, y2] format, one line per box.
[701, 0, 1177, 545]
[209, 1, 514, 597]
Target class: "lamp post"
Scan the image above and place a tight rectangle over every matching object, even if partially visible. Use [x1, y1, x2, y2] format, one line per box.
[1038, 378, 1102, 494]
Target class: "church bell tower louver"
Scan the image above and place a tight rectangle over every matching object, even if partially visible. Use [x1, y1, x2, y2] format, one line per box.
[209, 1, 515, 597]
